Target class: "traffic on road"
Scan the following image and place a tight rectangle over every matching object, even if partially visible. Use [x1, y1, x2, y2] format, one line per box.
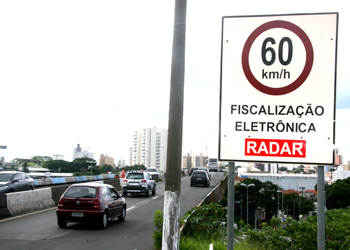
[0, 171, 225, 250]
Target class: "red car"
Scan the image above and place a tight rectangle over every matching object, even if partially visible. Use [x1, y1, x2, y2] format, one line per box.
[56, 183, 126, 229]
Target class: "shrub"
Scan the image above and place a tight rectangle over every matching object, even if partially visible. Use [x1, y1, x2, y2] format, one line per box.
[153, 210, 163, 249]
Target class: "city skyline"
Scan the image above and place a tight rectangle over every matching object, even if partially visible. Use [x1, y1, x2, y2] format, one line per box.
[1, 1, 349, 165]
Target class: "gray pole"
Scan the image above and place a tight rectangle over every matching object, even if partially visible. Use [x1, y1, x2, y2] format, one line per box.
[162, 1, 187, 250]
[282, 192, 284, 217]
[227, 162, 235, 250]
[317, 166, 325, 250]
[278, 192, 279, 216]
[247, 188, 249, 227]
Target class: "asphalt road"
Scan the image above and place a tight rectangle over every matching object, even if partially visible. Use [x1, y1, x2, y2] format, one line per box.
[0, 172, 224, 250]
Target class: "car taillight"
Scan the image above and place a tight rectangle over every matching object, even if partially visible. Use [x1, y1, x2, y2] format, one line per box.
[123, 179, 128, 182]
[141, 180, 147, 183]
[93, 200, 101, 209]
[205, 177, 207, 180]
[58, 199, 63, 207]
[191, 177, 193, 180]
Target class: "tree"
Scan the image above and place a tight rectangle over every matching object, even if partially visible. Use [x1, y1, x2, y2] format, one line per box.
[237, 179, 280, 222]
[42, 160, 73, 172]
[31, 156, 53, 165]
[283, 192, 314, 219]
[278, 166, 288, 172]
[326, 177, 350, 209]
[120, 164, 145, 172]
[308, 169, 316, 174]
[22, 162, 29, 173]
[72, 157, 96, 172]
[12, 158, 31, 165]
[100, 164, 113, 174]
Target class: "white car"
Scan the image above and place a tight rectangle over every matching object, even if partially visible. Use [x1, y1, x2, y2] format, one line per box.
[123, 170, 156, 197]
[144, 168, 159, 175]
[197, 167, 211, 179]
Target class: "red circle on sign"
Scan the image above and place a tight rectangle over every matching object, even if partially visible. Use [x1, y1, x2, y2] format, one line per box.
[242, 20, 314, 95]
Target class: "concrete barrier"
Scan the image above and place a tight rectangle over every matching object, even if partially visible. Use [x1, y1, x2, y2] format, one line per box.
[0, 188, 55, 218]
[0, 173, 163, 219]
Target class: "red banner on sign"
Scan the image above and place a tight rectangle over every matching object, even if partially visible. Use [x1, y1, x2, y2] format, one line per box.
[245, 138, 306, 158]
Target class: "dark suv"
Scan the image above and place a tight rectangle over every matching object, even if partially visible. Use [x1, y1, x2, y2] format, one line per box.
[123, 170, 156, 197]
[190, 170, 210, 187]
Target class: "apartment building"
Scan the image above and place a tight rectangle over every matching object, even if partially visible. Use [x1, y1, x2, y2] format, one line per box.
[192, 153, 208, 167]
[132, 128, 168, 171]
[99, 154, 114, 167]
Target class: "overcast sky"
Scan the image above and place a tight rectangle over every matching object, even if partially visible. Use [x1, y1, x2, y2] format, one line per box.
[1, 0, 349, 165]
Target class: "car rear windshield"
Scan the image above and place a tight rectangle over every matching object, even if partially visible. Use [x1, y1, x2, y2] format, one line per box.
[193, 172, 206, 177]
[145, 169, 158, 172]
[126, 173, 144, 179]
[64, 186, 97, 198]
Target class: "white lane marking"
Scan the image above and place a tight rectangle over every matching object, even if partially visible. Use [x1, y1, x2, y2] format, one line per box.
[126, 206, 135, 211]
[152, 196, 159, 200]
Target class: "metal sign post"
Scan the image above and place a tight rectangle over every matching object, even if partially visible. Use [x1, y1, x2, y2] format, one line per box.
[227, 162, 235, 250]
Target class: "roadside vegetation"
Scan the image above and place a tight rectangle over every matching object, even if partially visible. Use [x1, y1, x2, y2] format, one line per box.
[153, 177, 350, 250]
[154, 205, 350, 250]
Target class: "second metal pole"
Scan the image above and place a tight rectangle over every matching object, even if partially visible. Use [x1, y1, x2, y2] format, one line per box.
[317, 166, 325, 250]
[227, 162, 235, 250]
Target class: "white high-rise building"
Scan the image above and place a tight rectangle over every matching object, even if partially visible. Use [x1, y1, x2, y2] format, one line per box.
[132, 128, 168, 172]
[73, 144, 94, 160]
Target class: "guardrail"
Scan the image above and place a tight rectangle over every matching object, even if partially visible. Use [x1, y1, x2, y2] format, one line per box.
[0, 171, 183, 219]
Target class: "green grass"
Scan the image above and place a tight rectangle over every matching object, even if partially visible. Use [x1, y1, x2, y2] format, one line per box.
[179, 235, 226, 250]
[179, 232, 260, 250]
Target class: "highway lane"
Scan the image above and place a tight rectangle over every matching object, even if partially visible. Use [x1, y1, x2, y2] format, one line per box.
[0, 172, 224, 250]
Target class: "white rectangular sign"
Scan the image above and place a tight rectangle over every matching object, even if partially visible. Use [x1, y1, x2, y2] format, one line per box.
[219, 13, 338, 165]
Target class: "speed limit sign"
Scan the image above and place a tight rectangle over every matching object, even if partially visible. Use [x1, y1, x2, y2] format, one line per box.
[219, 13, 338, 165]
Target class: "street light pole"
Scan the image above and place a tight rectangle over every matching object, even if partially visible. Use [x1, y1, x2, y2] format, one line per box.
[278, 191, 280, 216]
[86, 161, 94, 175]
[299, 186, 305, 217]
[241, 183, 255, 227]
[277, 190, 283, 217]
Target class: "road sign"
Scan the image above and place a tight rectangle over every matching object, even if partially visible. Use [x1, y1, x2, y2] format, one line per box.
[219, 13, 338, 165]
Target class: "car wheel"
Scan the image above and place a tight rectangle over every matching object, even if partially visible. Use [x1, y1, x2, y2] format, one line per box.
[207, 182, 210, 187]
[118, 207, 126, 222]
[123, 191, 128, 197]
[152, 186, 156, 195]
[146, 187, 151, 197]
[190, 183, 193, 187]
[29, 186, 33, 190]
[99, 212, 108, 229]
[57, 218, 67, 228]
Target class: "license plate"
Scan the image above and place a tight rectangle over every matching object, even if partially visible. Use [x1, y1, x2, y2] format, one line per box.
[197, 178, 202, 180]
[130, 183, 139, 186]
[129, 190, 140, 192]
[72, 212, 84, 217]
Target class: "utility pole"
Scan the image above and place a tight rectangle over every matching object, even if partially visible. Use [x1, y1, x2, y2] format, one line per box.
[227, 162, 235, 250]
[300, 186, 305, 216]
[317, 166, 325, 250]
[162, 1, 187, 249]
